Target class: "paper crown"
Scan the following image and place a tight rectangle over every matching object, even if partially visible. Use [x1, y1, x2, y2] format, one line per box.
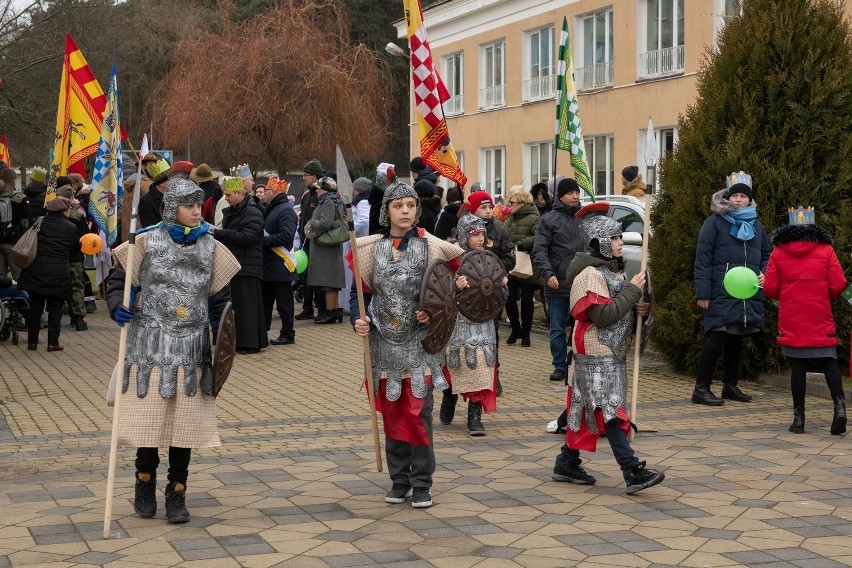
[788, 205, 815, 226]
[148, 158, 171, 180]
[267, 176, 289, 193]
[231, 164, 251, 180]
[31, 166, 47, 182]
[222, 176, 244, 193]
[726, 171, 752, 190]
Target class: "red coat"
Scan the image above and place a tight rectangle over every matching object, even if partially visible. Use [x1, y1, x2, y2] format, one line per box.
[763, 225, 846, 348]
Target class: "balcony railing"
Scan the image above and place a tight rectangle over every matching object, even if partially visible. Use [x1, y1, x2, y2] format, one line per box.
[638, 45, 685, 80]
[576, 62, 614, 91]
[444, 95, 464, 116]
[478, 84, 505, 110]
[522, 74, 556, 101]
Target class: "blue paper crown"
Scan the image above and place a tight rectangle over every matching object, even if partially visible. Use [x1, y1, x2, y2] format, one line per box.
[788, 206, 815, 226]
[231, 164, 251, 179]
[725, 171, 752, 190]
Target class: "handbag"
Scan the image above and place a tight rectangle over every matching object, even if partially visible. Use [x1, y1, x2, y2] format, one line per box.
[509, 249, 534, 280]
[316, 218, 350, 246]
[11, 216, 43, 269]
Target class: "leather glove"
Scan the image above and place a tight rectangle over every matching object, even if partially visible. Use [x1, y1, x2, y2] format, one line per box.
[114, 305, 134, 327]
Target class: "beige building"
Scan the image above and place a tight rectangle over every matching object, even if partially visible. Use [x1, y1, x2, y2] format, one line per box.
[394, 0, 849, 197]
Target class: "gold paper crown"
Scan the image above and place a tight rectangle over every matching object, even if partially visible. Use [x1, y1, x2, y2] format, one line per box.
[148, 158, 170, 180]
[788, 206, 815, 226]
[31, 166, 47, 182]
[222, 176, 244, 193]
[267, 176, 289, 192]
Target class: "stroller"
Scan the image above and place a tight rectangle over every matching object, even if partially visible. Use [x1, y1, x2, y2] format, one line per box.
[0, 294, 28, 346]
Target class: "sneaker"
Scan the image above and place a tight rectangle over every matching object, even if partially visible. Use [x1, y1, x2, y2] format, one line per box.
[384, 483, 412, 504]
[552, 465, 596, 485]
[411, 487, 432, 508]
[549, 368, 566, 381]
[625, 461, 665, 495]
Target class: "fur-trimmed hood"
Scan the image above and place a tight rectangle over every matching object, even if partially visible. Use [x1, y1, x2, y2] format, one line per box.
[771, 223, 833, 247]
[710, 189, 758, 216]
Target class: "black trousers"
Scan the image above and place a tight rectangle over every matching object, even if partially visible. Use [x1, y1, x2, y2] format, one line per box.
[27, 292, 63, 346]
[300, 240, 326, 312]
[505, 279, 536, 332]
[262, 280, 294, 339]
[135, 447, 192, 484]
[696, 331, 746, 387]
[385, 389, 435, 489]
[786, 356, 844, 407]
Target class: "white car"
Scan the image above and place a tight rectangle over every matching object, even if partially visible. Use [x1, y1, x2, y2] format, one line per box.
[579, 194, 650, 279]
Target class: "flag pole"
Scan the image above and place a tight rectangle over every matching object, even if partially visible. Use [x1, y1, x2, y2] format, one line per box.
[628, 194, 653, 442]
[103, 135, 148, 539]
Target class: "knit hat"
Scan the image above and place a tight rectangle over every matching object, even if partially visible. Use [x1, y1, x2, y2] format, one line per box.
[190, 163, 216, 183]
[55, 175, 73, 190]
[30, 166, 47, 183]
[379, 180, 420, 227]
[557, 178, 581, 199]
[303, 159, 323, 177]
[56, 185, 75, 199]
[46, 196, 72, 212]
[467, 191, 493, 212]
[621, 165, 639, 182]
[410, 156, 427, 174]
[316, 176, 337, 192]
[456, 213, 487, 250]
[725, 171, 753, 202]
[353, 177, 372, 194]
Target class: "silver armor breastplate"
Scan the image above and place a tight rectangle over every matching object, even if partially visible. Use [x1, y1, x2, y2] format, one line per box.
[447, 313, 496, 369]
[123, 228, 216, 399]
[368, 237, 449, 400]
[567, 266, 633, 433]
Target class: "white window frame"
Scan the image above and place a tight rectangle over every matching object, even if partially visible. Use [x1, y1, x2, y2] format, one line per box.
[522, 26, 556, 102]
[583, 134, 615, 196]
[712, 0, 743, 49]
[636, 126, 679, 194]
[443, 52, 464, 116]
[479, 40, 506, 110]
[638, 0, 685, 80]
[480, 146, 506, 197]
[576, 8, 614, 91]
[524, 141, 554, 186]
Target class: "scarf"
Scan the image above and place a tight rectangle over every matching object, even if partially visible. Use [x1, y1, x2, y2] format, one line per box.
[721, 205, 757, 241]
[138, 220, 211, 245]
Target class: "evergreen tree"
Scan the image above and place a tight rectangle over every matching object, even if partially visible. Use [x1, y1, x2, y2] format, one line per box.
[651, 0, 852, 377]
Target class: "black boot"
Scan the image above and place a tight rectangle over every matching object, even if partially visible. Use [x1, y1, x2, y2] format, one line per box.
[506, 324, 521, 345]
[294, 309, 314, 320]
[831, 396, 847, 435]
[790, 406, 805, 434]
[520, 330, 531, 347]
[467, 402, 486, 436]
[165, 482, 190, 524]
[722, 383, 752, 402]
[692, 385, 724, 406]
[439, 391, 458, 425]
[73, 316, 88, 331]
[134, 472, 157, 518]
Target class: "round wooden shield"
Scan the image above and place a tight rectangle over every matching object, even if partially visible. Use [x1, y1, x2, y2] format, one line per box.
[213, 301, 236, 397]
[456, 249, 507, 323]
[419, 260, 458, 354]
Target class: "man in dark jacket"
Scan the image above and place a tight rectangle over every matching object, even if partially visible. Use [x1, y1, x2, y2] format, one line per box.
[261, 182, 298, 345]
[24, 167, 48, 217]
[411, 158, 441, 233]
[434, 186, 463, 241]
[137, 159, 170, 228]
[296, 159, 325, 319]
[532, 178, 584, 381]
[211, 176, 267, 354]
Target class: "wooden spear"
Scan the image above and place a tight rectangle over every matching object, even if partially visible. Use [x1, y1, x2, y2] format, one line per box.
[629, 194, 653, 442]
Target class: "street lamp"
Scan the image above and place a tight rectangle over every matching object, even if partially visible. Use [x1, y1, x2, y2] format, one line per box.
[385, 42, 409, 59]
[643, 116, 659, 194]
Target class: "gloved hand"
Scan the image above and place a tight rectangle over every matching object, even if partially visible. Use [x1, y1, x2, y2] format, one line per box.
[114, 305, 134, 327]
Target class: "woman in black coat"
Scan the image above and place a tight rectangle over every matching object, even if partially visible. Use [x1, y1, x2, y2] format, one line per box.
[17, 197, 79, 351]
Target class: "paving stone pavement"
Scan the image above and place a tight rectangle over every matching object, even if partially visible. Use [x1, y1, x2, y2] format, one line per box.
[0, 300, 851, 567]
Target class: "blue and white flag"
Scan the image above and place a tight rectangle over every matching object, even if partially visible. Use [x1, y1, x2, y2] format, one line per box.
[88, 63, 123, 246]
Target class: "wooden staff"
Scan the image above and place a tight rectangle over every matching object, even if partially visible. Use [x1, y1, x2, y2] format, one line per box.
[629, 194, 653, 442]
[103, 135, 148, 538]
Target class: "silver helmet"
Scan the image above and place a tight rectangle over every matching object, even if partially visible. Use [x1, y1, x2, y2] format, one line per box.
[378, 180, 420, 227]
[578, 202, 622, 259]
[162, 177, 205, 227]
[456, 213, 487, 250]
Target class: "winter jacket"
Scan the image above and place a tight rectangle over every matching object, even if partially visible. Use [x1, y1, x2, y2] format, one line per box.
[694, 190, 772, 331]
[17, 213, 78, 297]
[216, 195, 264, 279]
[262, 193, 298, 282]
[504, 203, 543, 286]
[306, 192, 346, 289]
[414, 169, 441, 233]
[434, 202, 462, 241]
[763, 224, 846, 348]
[367, 186, 384, 235]
[137, 185, 164, 229]
[622, 178, 647, 198]
[532, 201, 584, 298]
[484, 216, 516, 273]
[298, 187, 320, 241]
[23, 181, 47, 217]
[0, 189, 32, 244]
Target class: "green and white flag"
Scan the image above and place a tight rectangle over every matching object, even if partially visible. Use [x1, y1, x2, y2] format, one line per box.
[555, 16, 595, 200]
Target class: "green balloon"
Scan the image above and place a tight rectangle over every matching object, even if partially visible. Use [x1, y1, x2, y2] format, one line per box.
[723, 266, 759, 299]
[295, 249, 308, 274]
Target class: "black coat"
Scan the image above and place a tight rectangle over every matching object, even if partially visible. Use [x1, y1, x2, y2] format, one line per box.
[532, 201, 584, 298]
[263, 193, 298, 282]
[418, 196, 442, 234]
[24, 181, 47, 217]
[433, 202, 461, 240]
[298, 187, 319, 241]
[368, 186, 384, 235]
[137, 186, 164, 228]
[17, 213, 79, 297]
[216, 195, 264, 279]
[484, 217, 516, 273]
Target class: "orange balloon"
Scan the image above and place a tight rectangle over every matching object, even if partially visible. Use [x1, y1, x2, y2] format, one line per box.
[80, 233, 103, 255]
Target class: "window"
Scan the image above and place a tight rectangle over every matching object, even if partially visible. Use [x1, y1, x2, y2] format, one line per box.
[584, 135, 615, 195]
[479, 41, 505, 109]
[523, 27, 555, 101]
[444, 52, 464, 116]
[481, 146, 505, 196]
[526, 141, 553, 185]
[577, 9, 614, 91]
[725, 0, 742, 18]
[610, 206, 644, 235]
[639, 0, 685, 79]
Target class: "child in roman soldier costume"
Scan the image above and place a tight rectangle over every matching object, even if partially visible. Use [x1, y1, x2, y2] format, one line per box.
[351, 180, 463, 509]
[550, 202, 665, 495]
[107, 177, 240, 524]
